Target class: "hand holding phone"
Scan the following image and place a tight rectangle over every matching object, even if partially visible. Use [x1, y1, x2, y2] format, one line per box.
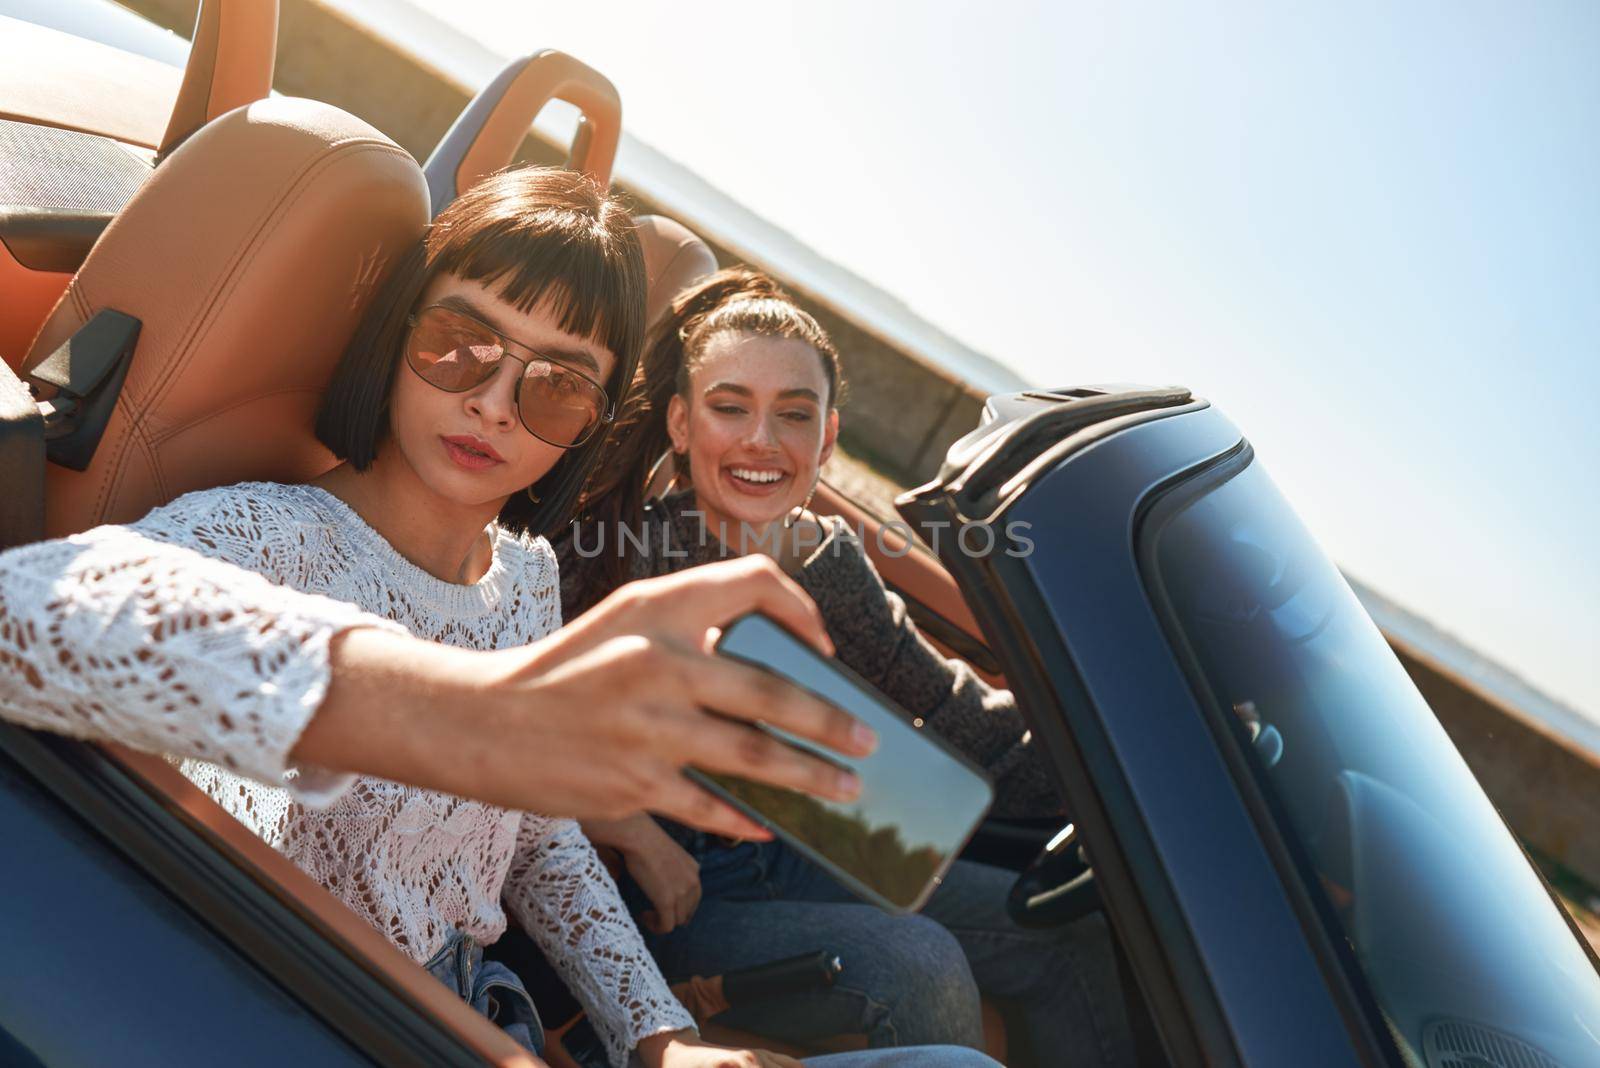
[689, 612, 995, 912]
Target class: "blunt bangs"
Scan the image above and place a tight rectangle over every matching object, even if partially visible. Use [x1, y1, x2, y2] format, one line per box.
[425, 172, 645, 376]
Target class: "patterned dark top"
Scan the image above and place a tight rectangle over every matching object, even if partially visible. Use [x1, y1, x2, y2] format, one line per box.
[554, 491, 1061, 818]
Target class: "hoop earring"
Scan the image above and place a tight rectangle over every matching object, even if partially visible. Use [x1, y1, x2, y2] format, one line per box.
[526, 486, 541, 504]
[644, 449, 682, 499]
[783, 481, 818, 529]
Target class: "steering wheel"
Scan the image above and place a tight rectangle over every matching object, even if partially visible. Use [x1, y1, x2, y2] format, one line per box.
[1006, 823, 1102, 929]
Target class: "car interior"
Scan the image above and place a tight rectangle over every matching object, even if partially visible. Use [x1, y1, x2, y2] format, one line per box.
[0, 3, 1130, 1065]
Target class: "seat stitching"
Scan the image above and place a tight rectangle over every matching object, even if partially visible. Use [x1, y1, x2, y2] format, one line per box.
[89, 389, 148, 526]
[147, 385, 325, 446]
[140, 139, 415, 404]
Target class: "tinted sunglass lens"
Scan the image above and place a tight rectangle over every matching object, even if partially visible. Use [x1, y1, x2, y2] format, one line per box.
[519, 362, 602, 447]
[408, 311, 502, 391]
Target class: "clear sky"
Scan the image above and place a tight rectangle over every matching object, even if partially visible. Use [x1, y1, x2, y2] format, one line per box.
[409, 0, 1599, 716]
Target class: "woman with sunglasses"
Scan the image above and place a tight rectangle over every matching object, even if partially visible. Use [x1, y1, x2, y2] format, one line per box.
[555, 268, 1133, 1066]
[0, 168, 997, 1068]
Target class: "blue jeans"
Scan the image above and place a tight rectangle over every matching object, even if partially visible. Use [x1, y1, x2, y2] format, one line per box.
[632, 837, 1133, 1066]
[625, 1047, 1000, 1067]
[645, 1049, 1001, 1067]
[432, 930, 996, 1068]
[424, 931, 544, 1056]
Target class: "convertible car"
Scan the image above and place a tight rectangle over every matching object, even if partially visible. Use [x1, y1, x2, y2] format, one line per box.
[3, 4, 1598, 1067]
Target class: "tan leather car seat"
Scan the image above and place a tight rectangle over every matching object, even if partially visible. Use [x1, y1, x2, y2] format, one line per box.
[635, 215, 717, 329]
[629, 215, 714, 501]
[20, 97, 429, 539]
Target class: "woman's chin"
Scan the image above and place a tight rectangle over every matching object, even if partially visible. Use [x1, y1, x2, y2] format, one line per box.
[418, 463, 519, 511]
[698, 494, 787, 537]
[735, 509, 788, 533]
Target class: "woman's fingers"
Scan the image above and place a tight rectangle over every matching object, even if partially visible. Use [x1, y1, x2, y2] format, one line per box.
[685, 651, 876, 760]
[646, 772, 773, 841]
[651, 555, 834, 657]
[682, 879, 701, 925]
[676, 716, 862, 806]
[757, 1053, 805, 1068]
[673, 886, 699, 934]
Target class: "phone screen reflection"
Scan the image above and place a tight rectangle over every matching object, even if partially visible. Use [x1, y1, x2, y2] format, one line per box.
[706, 615, 994, 910]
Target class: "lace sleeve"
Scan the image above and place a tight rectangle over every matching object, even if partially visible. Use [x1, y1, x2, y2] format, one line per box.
[502, 814, 695, 1067]
[0, 488, 402, 805]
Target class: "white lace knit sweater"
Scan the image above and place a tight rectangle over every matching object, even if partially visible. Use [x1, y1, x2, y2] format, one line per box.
[0, 482, 693, 1065]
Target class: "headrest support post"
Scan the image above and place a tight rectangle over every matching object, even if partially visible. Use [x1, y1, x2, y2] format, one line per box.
[158, 0, 280, 161]
[424, 50, 621, 215]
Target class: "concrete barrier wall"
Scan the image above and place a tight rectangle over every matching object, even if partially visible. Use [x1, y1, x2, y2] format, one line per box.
[1393, 638, 1600, 883]
[126, 0, 1600, 890]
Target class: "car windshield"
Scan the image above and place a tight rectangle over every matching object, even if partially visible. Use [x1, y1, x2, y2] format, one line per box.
[1145, 455, 1600, 1067]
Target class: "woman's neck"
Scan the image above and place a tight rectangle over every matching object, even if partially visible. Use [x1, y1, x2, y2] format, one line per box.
[686, 494, 782, 558]
[314, 446, 503, 585]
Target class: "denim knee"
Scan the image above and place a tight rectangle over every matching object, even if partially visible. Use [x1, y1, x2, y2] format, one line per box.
[844, 913, 983, 1049]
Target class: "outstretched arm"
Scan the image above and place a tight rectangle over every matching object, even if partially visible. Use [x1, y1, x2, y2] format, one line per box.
[0, 520, 395, 804]
[1, 502, 877, 833]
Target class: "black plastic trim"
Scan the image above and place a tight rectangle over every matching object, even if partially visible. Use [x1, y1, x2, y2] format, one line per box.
[0, 359, 45, 549]
[29, 308, 140, 471]
[895, 590, 1004, 676]
[0, 209, 111, 273]
[927, 387, 1196, 521]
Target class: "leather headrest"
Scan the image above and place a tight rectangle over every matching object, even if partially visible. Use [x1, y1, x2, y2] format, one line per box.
[23, 97, 429, 538]
[636, 215, 717, 329]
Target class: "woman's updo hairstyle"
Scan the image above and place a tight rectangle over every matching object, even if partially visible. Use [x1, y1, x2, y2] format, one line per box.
[670, 269, 843, 406]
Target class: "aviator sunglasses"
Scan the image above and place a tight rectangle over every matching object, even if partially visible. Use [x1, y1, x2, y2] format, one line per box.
[404, 303, 613, 449]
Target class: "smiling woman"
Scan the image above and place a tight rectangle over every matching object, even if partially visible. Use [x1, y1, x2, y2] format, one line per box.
[555, 268, 1127, 1063]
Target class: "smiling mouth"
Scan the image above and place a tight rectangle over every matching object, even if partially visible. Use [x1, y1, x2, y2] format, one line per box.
[727, 467, 787, 486]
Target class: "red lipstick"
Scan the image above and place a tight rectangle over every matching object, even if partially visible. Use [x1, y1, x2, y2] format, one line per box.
[441, 434, 504, 470]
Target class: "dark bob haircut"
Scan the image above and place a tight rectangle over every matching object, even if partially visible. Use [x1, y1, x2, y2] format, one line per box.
[315, 166, 647, 539]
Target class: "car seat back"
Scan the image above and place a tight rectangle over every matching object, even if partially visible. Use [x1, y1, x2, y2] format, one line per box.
[18, 97, 429, 539]
[1, 1, 282, 372]
[635, 214, 718, 329]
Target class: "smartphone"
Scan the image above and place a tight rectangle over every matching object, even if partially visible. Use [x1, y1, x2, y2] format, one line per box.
[688, 612, 995, 912]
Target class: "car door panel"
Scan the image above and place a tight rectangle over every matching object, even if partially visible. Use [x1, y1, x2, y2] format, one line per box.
[0, 723, 542, 1068]
[900, 396, 1373, 1066]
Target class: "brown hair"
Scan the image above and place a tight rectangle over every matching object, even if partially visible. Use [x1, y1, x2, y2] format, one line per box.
[315, 166, 646, 539]
[567, 266, 844, 610]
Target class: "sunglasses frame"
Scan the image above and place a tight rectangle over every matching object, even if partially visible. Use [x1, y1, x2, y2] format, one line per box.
[404, 302, 615, 449]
